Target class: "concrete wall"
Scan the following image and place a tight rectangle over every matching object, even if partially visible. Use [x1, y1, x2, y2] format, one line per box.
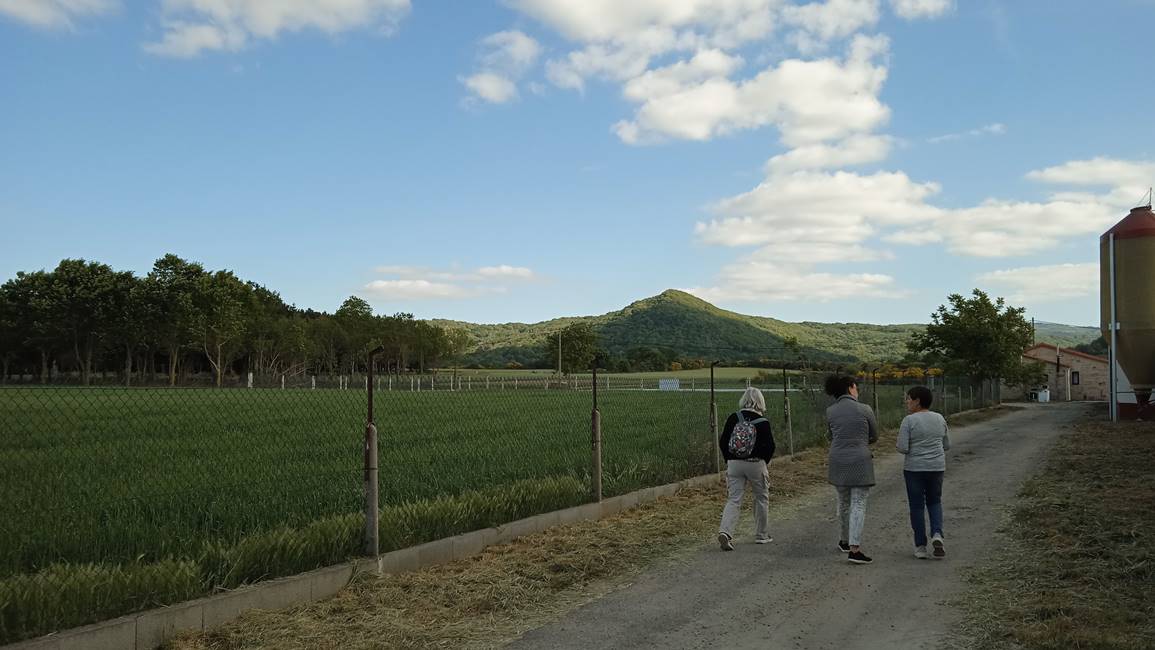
[5, 474, 723, 650]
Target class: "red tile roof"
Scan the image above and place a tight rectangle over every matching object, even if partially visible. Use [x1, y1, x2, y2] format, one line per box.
[1023, 342, 1108, 365]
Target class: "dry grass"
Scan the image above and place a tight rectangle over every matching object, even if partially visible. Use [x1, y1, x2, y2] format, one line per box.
[954, 414, 1155, 650]
[166, 415, 918, 650]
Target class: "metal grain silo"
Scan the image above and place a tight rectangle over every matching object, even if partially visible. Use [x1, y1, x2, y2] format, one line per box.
[1101, 204, 1155, 418]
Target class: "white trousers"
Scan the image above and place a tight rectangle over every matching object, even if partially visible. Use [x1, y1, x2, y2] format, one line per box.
[836, 486, 870, 546]
[719, 460, 770, 540]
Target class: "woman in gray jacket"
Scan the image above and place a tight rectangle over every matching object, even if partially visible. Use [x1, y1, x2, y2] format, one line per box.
[897, 385, 951, 559]
[825, 374, 878, 564]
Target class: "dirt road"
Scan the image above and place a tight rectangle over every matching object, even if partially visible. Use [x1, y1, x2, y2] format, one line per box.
[508, 402, 1091, 650]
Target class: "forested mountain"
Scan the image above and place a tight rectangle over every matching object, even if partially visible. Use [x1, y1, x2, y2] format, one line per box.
[436, 290, 1099, 369]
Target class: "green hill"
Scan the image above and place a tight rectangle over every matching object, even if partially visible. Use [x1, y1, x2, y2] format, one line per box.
[434, 290, 1100, 368]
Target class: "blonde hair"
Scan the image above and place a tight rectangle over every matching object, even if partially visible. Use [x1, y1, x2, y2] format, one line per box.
[738, 387, 766, 414]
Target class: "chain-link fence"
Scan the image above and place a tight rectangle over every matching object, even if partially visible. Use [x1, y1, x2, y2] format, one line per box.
[0, 362, 1001, 644]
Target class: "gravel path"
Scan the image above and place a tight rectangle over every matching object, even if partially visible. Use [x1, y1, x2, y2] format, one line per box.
[508, 402, 1090, 650]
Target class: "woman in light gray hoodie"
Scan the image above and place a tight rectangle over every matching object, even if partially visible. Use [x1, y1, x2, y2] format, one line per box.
[897, 385, 951, 559]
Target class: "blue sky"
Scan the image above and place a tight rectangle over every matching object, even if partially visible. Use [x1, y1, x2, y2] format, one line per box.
[2, 1, 1152, 327]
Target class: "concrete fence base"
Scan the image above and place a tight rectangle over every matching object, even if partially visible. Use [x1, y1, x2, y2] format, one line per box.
[7, 473, 723, 650]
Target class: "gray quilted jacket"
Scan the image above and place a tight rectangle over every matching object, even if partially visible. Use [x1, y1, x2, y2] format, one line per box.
[826, 395, 879, 487]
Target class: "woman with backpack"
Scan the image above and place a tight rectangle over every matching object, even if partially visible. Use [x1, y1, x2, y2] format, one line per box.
[825, 374, 879, 564]
[717, 387, 776, 551]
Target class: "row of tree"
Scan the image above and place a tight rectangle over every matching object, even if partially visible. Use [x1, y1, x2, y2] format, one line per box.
[0, 255, 472, 386]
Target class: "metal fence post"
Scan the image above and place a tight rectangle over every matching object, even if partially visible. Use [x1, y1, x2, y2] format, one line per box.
[871, 369, 879, 416]
[710, 361, 720, 474]
[783, 366, 794, 458]
[364, 347, 382, 562]
[591, 364, 602, 502]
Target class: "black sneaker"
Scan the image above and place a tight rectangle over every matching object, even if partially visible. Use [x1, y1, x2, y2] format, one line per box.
[836, 540, 851, 553]
[847, 551, 873, 564]
[717, 532, 734, 551]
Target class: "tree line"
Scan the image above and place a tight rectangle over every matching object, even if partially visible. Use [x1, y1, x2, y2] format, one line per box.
[0, 255, 471, 386]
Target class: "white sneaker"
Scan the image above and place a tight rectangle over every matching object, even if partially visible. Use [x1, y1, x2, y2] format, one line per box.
[931, 533, 946, 559]
[718, 531, 734, 551]
[754, 536, 773, 544]
[914, 546, 928, 559]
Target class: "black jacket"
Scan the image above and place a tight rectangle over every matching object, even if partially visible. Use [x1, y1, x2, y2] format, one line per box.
[719, 409, 776, 463]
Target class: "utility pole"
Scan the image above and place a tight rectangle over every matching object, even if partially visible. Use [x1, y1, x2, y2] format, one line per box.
[557, 331, 562, 376]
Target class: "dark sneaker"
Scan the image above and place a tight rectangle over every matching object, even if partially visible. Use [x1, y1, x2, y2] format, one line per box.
[718, 531, 734, 551]
[931, 534, 946, 559]
[847, 551, 873, 564]
[836, 540, 851, 553]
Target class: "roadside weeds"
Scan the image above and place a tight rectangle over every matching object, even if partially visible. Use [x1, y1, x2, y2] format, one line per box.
[951, 413, 1155, 650]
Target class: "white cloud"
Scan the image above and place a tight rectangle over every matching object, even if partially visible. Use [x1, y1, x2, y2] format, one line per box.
[509, 0, 781, 47]
[365, 264, 536, 300]
[477, 265, 535, 279]
[699, 169, 942, 246]
[364, 280, 493, 300]
[781, 0, 880, 53]
[765, 134, 892, 172]
[1026, 157, 1155, 192]
[514, 0, 782, 93]
[889, 0, 953, 20]
[977, 263, 1098, 303]
[480, 30, 543, 74]
[927, 122, 1006, 144]
[0, 0, 115, 30]
[686, 261, 906, 303]
[940, 198, 1118, 257]
[462, 30, 542, 104]
[462, 72, 519, 104]
[615, 35, 891, 146]
[144, 0, 410, 58]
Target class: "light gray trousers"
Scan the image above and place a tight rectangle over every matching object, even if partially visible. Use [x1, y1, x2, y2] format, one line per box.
[836, 486, 870, 546]
[719, 459, 770, 540]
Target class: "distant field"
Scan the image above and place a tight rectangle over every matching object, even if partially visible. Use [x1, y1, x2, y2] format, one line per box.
[447, 366, 811, 381]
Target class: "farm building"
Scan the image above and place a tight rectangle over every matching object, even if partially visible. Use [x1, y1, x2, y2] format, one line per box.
[1003, 343, 1109, 401]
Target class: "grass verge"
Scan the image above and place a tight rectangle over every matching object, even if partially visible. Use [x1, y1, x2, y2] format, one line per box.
[953, 413, 1155, 650]
[168, 428, 889, 650]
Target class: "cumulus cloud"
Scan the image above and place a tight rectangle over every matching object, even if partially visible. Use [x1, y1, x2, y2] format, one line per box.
[363, 280, 493, 300]
[462, 30, 542, 104]
[477, 265, 535, 279]
[927, 122, 1006, 144]
[0, 0, 116, 30]
[144, 0, 410, 58]
[977, 263, 1099, 303]
[615, 35, 891, 146]
[461, 73, 520, 104]
[889, 0, 954, 19]
[765, 134, 892, 172]
[364, 263, 536, 300]
[686, 262, 906, 303]
[781, 0, 880, 54]
[1026, 157, 1155, 193]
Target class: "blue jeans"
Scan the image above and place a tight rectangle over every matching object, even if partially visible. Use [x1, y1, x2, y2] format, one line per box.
[903, 470, 944, 547]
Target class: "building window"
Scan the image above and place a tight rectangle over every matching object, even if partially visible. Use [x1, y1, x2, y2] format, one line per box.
[1072, 371, 1080, 386]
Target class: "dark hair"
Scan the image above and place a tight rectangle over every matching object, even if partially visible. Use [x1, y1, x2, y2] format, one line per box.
[907, 385, 933, 409]
[824, 374, 857, 397]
